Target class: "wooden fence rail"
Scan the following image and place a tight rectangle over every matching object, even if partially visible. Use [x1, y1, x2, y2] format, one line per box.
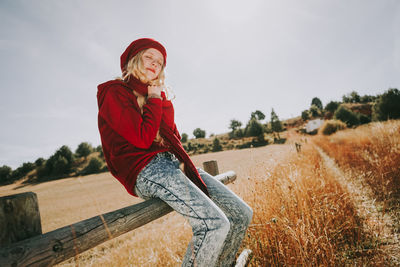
[0, 171, 237, 267]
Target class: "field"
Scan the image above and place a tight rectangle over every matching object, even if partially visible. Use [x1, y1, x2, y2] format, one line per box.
[1, 120, 399, 266]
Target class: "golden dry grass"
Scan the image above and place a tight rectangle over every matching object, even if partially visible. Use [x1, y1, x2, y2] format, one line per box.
[313, 120, 400, 215]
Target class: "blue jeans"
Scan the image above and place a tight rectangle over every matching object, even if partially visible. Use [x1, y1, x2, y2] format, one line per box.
[134, 152, 253, 267]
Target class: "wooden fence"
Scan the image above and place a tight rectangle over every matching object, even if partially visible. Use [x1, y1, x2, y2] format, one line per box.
[0, 161, 251, 267]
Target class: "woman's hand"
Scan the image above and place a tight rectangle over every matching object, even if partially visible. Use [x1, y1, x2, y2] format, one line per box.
[148, 85, 163, 97]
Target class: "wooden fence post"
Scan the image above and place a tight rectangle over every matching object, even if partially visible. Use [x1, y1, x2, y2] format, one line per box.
[0, 192, 42, 247]
[203, 160, 219, 176]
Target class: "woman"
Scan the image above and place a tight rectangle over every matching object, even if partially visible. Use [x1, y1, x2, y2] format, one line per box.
[97, 38, 253, 267]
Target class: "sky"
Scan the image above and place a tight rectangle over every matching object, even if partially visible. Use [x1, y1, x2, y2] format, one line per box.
[0, 0, 399, 169]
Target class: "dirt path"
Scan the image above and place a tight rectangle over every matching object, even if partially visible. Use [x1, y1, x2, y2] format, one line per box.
[314, 145, 400, 265]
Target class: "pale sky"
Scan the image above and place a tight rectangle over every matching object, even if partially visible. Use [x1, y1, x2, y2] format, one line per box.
[1, 0, 399, 169]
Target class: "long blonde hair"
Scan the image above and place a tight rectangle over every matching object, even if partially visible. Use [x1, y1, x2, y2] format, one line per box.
[118, 49, 171, 145]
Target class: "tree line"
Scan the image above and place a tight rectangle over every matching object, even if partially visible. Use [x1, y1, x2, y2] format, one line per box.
[0, 142, 107, 185]
[301, 88, 400, 128]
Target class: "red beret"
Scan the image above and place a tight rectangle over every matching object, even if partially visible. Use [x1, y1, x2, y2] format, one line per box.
[120, 38, 167, 72]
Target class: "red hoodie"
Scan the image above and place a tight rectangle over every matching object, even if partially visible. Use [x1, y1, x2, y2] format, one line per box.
[97, 79, 180, 197]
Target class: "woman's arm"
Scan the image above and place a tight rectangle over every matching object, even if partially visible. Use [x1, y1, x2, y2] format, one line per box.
[99, 85, 162, 149]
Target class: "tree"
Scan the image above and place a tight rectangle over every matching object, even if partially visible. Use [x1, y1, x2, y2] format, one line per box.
[229, 119, 243, 139]
[42, 145, 74, 178]
[193, 128, 206, 139]
[372, 88, 400, 121]
[181, 133, 188, 143]
[311, 97, 323, 110]
[0, 165, 12, 183]
[250, 110, 265, 121]
[325, 101, 340, 113]
[212, 138, 223, 152]
[245, 118, 264, 137]
[334, 105, 359, 127]
[270, 108, 283, 132]
[342, 91, 361, 103]
[360, 94, 377, 103]
[229, 119, 242, 131]
[35, 157, 45, 167]
[75, 142, 92, 159]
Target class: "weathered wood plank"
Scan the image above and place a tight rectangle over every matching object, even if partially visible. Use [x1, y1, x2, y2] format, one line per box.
[0, 171, 236, 267]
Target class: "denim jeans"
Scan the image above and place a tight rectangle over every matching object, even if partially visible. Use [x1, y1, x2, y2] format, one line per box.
[134, 152, 253, 267]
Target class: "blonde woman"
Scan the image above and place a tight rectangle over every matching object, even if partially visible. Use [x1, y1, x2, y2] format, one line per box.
[97, 38, 253, 267]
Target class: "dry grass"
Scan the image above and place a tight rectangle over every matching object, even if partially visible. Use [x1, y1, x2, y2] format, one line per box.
[241, 144, 381, 266]
[313, 120, 400, 219]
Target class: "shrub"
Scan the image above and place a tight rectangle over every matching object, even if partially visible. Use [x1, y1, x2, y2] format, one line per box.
[310, 104, 322, 117]
[372, 88, 400, 121]
[334, 105, 359, 127]
[212, 138, 223, 152]
[358, 113, 371, 125]
[81, 157, 103, 175]
[318, 120, 347, 135]
[301, 110, 310, 121]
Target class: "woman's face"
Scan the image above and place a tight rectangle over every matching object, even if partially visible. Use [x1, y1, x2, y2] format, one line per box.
[141, 48, 164, 81]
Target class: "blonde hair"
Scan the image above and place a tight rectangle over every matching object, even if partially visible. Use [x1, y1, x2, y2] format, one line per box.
[118, 49, 172, 146]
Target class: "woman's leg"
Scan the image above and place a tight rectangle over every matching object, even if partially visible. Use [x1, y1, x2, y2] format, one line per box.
[134, 153, 231, 267]
[196, 167, 253, 267]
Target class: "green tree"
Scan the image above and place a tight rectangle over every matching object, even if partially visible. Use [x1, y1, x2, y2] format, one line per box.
[212, 138, 223, 152]
[334, 105, 359, 127]
[245, 118, 264, 137]
[42, 145, 74, 178]
[342, 91, 361, 103]
[11, 162, 35, 180]
[270, 108, 283, 132]
[325, 101, 340, 113]
[193, 128, 206, 139]
[372, 88, 400, 121]
[35, 157, 45, 167]
[0, 165, 12, 183]
[311, 97, 323, 110]
[250, 110, 266, 121]
[75, 142, 93, 159]
[360, 94, 377, 103]
[229, 119, 242, 131]
[229, 119, 243, 139]
[181, 133, 188, 143]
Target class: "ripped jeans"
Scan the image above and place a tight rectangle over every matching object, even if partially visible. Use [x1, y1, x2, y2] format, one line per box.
[134, 151, 253, 267]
